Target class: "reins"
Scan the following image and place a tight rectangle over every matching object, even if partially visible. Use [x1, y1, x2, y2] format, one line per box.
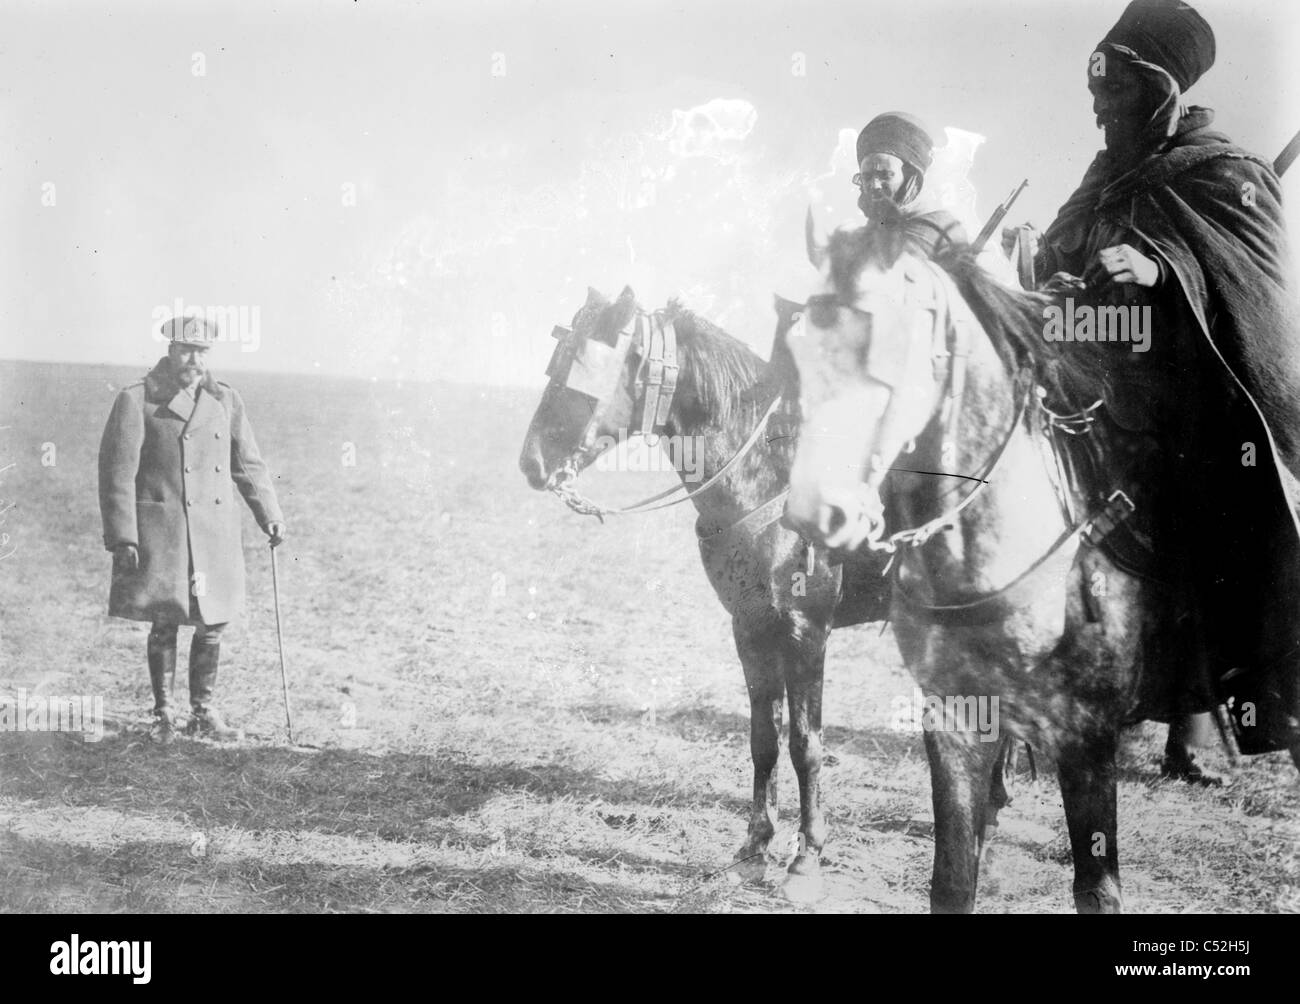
[878, 374, 1131, 623]
[871, 376, 1033, 555]
[549, 391, 785, 522]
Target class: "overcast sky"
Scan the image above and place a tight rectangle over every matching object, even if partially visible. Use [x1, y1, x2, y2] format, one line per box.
[3, 0, 1297, 385]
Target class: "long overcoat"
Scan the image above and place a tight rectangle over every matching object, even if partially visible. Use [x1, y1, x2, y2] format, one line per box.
[98, 359, 283, 625]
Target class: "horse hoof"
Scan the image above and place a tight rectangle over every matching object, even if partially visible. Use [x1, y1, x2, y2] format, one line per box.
[1073, 881, 1123, 914]
[730, 850, 768, 884]
[782, 855, 825, 903]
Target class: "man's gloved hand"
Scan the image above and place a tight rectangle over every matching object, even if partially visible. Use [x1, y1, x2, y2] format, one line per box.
[113, 543, 139, 572]
[267, 522, 287, 548]
[1086, 244, 1160, 289]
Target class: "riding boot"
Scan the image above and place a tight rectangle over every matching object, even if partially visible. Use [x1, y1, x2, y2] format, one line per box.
[187, 635, 241, 742]
[146, 631, 176, 745]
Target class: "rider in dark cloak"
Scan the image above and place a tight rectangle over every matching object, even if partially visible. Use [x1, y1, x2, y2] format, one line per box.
[1034, 0, 1300, 776]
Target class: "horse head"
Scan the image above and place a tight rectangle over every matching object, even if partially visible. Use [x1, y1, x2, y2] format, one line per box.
[518, 285, 649, 490]
[781, 228, 962, 551]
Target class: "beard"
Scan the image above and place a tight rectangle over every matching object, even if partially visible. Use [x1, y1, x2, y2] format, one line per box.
[1099, 115, 1152, 175]
[1099, 98, 1175, 167]
[858, 188, 903, 222]
[1100, 116, 1138, 149]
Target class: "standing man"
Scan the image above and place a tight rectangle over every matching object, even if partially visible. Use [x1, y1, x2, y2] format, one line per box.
[99, 315, 286, 744]
[854, 111, 968, 257]
[1036, 0, 1300, 781]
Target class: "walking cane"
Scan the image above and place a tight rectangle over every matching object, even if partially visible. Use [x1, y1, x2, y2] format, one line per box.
[269, 539, 295, 745]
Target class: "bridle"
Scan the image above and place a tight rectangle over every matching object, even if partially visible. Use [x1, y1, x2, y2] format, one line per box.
[544, 308, 679, 456]
[799, 255, 1134, 623]
[543, 306, 783, 522]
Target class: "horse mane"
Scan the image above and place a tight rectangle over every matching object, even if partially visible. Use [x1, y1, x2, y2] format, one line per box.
[662, 299, 767, 424]
[822, 226, 1110, 407]
[932, 245, 1108, 407]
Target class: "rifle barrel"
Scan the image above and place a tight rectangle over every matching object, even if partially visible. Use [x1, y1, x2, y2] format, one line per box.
[972, 179, 1029, 253]
[1274, 129, 1300, 177]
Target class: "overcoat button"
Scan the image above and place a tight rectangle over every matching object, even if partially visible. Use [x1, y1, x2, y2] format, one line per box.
[184, 433, 191, 440]
[215, 464, 222, 472]
[215, 498, 223, 504]
[187, 499, 194, 506]
[185, 465, 192, 473]
[215, 431, 222, 439]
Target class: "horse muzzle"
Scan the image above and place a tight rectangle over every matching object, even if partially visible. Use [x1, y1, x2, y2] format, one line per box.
[783, 482, 886, 552]
[518, 437, 552, 490]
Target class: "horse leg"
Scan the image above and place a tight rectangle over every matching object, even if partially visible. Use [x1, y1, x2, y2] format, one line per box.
[978, 735, 1016, 876]
[925, 728, 997, 913]
[984, 735, 1015, 838]
[732, 619, 784, 881]
[781, 632, 829, 903]
[1057, 733, 1123, 914]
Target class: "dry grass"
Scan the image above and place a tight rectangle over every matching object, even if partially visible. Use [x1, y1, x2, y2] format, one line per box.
[1, 360, 1297, 913]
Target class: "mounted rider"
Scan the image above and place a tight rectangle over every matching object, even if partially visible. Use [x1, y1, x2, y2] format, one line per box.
[1034, 0, 1300, 770]
[854, 112, 968, 258]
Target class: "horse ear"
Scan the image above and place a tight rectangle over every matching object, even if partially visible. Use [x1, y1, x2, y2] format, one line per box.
[772, 294, 804, 347]
[773, 294, 804, 319]
[617, 285, 635, 303]
[585, 286, 605, 307]
[805, 206, 827, 269]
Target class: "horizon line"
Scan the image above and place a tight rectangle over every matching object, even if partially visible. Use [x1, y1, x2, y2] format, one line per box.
[0, 355, 544, 391]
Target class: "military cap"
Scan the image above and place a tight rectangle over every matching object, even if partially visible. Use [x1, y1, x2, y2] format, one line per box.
[160, 314, 220, 348]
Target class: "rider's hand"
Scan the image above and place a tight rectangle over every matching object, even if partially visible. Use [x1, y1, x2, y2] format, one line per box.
[1085, 244, 1160, 290]
[1002, 224, 1040, 261]
[1042, 271, 1088, 295]
[267, 522, 287, 548]
[113, 544, 139, 572]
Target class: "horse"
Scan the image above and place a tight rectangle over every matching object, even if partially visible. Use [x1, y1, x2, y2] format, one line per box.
[517, 284, 895, 898]
[778, 223, 1160, 913]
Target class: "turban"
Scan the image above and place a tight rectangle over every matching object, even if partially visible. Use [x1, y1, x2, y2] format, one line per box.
[855, 112, 935, 175]
[1098, 0, 1215, 92]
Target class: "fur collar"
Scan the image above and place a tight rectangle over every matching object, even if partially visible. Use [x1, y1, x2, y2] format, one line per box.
[143, 357, 225, 404]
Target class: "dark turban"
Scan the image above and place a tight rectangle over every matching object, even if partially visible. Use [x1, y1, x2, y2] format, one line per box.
[855, 112, 935, 175]
[1099, 0, 1216, 92]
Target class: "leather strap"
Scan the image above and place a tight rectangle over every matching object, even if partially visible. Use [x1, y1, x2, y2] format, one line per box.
[656, 320, 678, 429]
[891, 485, 1136, 627]
[697, 490, 791, 551]
[892, 522, 1081, 627]
[1014, 225, 1036, 290]
[635, 315, 680, 437]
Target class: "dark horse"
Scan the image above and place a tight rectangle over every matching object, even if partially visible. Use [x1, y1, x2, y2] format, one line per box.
[780, 225, 1164, 912]
[518, 285, 893, 898]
